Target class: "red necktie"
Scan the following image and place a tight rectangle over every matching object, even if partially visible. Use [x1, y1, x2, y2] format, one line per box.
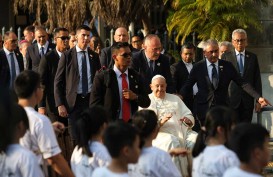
[121, 73, 130, 122]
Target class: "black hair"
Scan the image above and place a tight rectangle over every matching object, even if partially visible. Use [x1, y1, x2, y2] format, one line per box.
[53, 27, 69, 37]
[0, 87, 29, 153]
[229, 123, 269, 163]
[111, 42, 130, 55]
[74, 106, 108, 157]
[192, 106, 237, 157]
[132, 110, 158, 142]
[14, 70, 41, 99]
[103, 122, 139, 158]
[24, 25, 35, 33]
[76, 25, 91, 33]
[180, 43, 196, 53]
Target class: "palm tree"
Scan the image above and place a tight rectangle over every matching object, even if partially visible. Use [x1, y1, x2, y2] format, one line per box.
[13, 0, 155, 34]
[164, 0, 268, 43]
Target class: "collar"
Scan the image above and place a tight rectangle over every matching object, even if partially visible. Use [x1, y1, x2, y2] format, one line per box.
[235, 49, 245, 56]
[76, 45, 88, 53]
[113, 65, 128, 77]
[55, 48, 64, 58]
[37, 41, 49, 49]
[206, 58, 219, 67]
[3, 47, 14, 55]
[182, 60, 192, 66]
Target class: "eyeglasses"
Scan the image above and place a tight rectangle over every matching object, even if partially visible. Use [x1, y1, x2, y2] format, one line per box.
[57, 36, 70, 41]
[233, 39, 246, 43]
[119, 52, 132, 58]
[207, 49, 219, 54]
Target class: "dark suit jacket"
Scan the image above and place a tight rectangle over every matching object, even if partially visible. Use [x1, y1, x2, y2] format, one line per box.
[131, 50, 175, 93]
[54, 47, 101, 112]
[38, 49, 60, 114]
[100, 46, 113, 68]
[90, 68, 150, 121]
[181, 59, 261, 121]
[0, 49, 24, 88]
[170, 60, 194, 110]
[26, 42, 55, 72]
[221, 50, 262, 109]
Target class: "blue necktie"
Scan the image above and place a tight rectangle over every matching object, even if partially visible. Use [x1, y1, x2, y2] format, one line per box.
[211, 63, 218, 89]
[81, 51, 88, 96]
[238, 53, 244, 76]
[149, 60, 154, 75]
[10, 53, 16, 88]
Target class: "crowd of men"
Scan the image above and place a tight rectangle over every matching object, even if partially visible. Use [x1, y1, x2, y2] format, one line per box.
[0, 24, 271, 176]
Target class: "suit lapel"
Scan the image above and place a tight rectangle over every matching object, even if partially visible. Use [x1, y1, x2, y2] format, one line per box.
[34, 44, 40, 59]
[243, 51, 250, 75]
[71, 48, 79, 76]
[128, 69, 137, 92]
[110, 70, 120, 105]
[203, 59, 215, 90]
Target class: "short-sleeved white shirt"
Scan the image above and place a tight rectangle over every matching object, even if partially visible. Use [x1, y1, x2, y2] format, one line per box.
[128, 146, 182, 177]
[0, 144, 44, 177]
[223, 167, 262, 177]
[192, 145, 240, 177]
[71, 141, 111, 176]
[20, 107, 61, 164]
[92, 166, 130, 177]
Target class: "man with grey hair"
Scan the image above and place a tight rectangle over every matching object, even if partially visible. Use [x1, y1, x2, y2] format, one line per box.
[26, 26, 55, 72]
[219, 41, 233, 59]
[131, 34, 175, 94]
[100, 27, 129, 68]
[181, 39, 270, 125]
[221, 29, 262, 123]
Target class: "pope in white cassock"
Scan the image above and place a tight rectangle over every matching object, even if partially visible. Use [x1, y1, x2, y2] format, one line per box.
[139, 75, 197, 177]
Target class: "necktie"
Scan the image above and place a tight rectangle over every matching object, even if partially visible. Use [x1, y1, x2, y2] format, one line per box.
[211, 63, 218, 89]
[81, 51, 88, 96]
[121, 73, 130, 122]
[238, 53, 244, 76]
[149, 60, 154, 75]
[10, 53, 16, 88]
[40, 47, 45, 57]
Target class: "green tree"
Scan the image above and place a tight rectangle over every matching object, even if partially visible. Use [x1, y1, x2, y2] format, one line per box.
[165, 0, 268, 43]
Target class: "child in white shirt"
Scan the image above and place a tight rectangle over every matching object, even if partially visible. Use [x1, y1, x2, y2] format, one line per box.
[92, 122, 141, 177]
[0, 97, 44, 177]
[192, 106, 240, 177]
[223, 123, 270, 177]
[70, 106, 111, 176]
[129, 109, 183, 177]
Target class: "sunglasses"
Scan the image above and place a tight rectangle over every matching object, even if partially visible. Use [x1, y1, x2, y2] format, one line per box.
[57, 36, 70, 41]
[119, 52, 132, 58]
[9, 39, 18, 44]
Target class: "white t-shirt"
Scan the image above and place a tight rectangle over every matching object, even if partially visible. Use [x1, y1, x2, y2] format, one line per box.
[20, 107, 61, 164]
[128, 146, 182, 177]
[223, 167, 262, 177]
[71, 141, 111, 176]
[0, 144, 44, 177]
[192, 145, 240, 177]
[92, 166, 130, 177]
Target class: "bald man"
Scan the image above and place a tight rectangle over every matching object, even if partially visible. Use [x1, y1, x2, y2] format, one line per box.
[100, 27, 129, 68]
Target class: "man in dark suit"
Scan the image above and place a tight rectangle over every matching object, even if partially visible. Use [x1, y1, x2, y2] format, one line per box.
[26, 26, 55, 72]
[90, 42, 150, 122]
[54, 25, 101, 137]
[38, 27, 70, 123]
[0, 31, 24, 89]
[181, 39, 270, 125]
[131, 34, 175, 94]
[100, 27, 129, 68]
[171, 43, 197, 111]
[221, 29, 262, 123]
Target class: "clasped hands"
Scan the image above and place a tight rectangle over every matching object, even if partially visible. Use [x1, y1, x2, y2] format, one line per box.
[122, 88, 138, 100]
